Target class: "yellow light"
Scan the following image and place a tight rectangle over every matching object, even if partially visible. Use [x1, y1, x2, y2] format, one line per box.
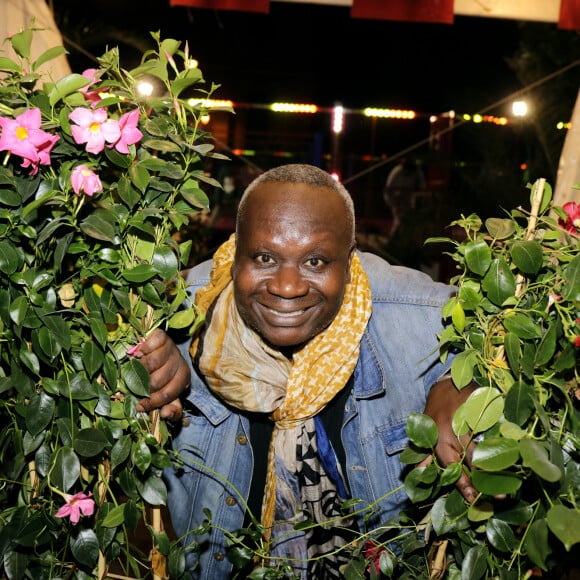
[363, 108, 416, 119]
[270, 102, 318, 113]
[200, 114, 210, 124]
[512, 100, 528, 117]
[187, 98, 234, 109]
[473, 114, 483, 123]
[136, 81, 154, 97]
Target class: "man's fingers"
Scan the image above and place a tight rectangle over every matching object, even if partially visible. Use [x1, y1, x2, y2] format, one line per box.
[456, 470, 478, 504]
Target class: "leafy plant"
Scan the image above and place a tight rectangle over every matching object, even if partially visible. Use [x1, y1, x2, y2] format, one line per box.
[398, 178, 580, 578]
[0, 27, 227, 579]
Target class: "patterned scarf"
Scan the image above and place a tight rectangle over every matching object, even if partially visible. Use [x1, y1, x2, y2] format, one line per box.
[191, 235, 372, 576]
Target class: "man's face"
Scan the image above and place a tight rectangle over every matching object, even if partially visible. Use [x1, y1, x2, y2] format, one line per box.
[232, 182, 353, 349]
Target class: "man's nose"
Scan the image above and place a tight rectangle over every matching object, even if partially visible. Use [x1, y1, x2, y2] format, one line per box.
[267, 265, 308, 297]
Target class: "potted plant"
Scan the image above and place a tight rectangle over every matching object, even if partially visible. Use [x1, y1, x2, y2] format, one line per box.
[389, 178, 580, 579]
[0, 27, 226, 579]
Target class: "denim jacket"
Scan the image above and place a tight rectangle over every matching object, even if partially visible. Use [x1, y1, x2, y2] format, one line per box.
[164, 251, 456, 578]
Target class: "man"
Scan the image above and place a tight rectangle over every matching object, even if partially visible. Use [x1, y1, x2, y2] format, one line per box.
[135, 164, 476, 578]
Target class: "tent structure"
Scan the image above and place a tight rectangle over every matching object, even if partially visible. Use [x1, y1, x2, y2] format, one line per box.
[0, 0, 71, 80]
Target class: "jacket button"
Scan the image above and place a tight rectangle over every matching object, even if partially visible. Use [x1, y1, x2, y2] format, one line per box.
[213, 552, 225, 561]
[225, 495, 237, 506]
[236, 434, 248, 445]
[182, 417, 190, 428]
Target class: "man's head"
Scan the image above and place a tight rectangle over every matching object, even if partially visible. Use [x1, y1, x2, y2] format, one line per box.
[231, 164, 356, 349]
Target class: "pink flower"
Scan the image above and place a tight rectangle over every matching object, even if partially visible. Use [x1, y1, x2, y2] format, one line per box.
[363, 540, 387, 575]
[113, 109, 143, 154]
[559, 202, 580, 234]
[69, 107, 121, 154]
[71, 165, 103, 196]
[79, 68, 103, 104]
[55, 491, 95, 525]
[0, 108, 59, 175]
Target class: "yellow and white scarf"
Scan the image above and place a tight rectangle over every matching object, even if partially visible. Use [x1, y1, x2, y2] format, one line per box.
[191, 234, 372, 563]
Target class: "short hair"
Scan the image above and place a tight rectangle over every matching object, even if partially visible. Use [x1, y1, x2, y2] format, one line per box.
[236, 164, 355, 246]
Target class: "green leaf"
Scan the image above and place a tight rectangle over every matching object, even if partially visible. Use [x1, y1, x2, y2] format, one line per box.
[171, 67, 203, 97]
[504, 381, 535, 426]
[26, 391, 55, 436]
[82, 341, 104, 378]
[431, 489, 469, 535]
[461, 544, 489, 580]
[406, 412, 438, 448]
[133, 440, 152, 475]
[33, 326, 62, 360]
[485, 518, 518, 552]
[482, 258, 516, 306]
[0, 240, 21, 274]
[135, 473, 167, 506]
[464, 239, 492, 276]
[472, 438, 520, 471]
[503, 332, 521, 374]
[10, 295, 29, 325]
[519, 438, 561, 482]
[509, 240, 543, 274]
[467, 500, 493, 522]
[461, 387, 504, 433]
[524, 519, 549, 570]
[48, 73, 92, 106]
[121, 359, 150, 397]
[32, 46, 68, 72]
[485, 218, 516, 239]
[74, 428, 108, 457]
[2, 548, 27, 579]
[450, 349, 478, 389]
[101, 504, 126, 528]
[51, 447, 81, 492]
[167, 308, 196, 330]
[129, 163, 151, 193]
[0, 57, 21, 72]
[143, 138, 181, 153]
[70, 527, 99, 567]
[535, 323, 556, 367]
[111, 435, 132, 471]
[546, 504, 580, 551]
[471, 470, 522, 495]
[152, 246, 179, 280]
[404, 466, 434, 503]
[10, 29, 33, 58]
[503, 313, 541, 339]
[122, 264, 156, 283]
[80, 211, 118, 243]
[451, 301, 466, 332]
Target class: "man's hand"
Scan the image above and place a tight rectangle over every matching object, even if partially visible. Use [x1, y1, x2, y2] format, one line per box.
[131, 328, 191, 421]
[419, 377, 479, 503]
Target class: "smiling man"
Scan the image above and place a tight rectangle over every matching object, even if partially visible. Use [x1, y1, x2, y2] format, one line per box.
[137, 164, 477, 579]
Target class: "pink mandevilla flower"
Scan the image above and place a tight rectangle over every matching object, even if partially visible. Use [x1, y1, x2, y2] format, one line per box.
[0, 108, 59, 175]
[71, 165, 103, 196]
[79, 68, 103, 104]
[559, 201, 580, 234]
[55, 491, 95, 525]
[113, 109, 143, 154]
[69, 107, 121, 154]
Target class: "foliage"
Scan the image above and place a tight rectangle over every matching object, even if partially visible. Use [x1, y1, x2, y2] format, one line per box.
[0, 27, 227, 578]
[398, 178, 579, 578]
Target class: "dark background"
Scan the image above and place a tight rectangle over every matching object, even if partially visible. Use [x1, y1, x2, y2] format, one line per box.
[51, 1, 580, 270]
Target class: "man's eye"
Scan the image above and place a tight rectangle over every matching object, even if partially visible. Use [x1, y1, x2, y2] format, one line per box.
[306, 257, 323, 268]
[256, 254, 273, 264]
